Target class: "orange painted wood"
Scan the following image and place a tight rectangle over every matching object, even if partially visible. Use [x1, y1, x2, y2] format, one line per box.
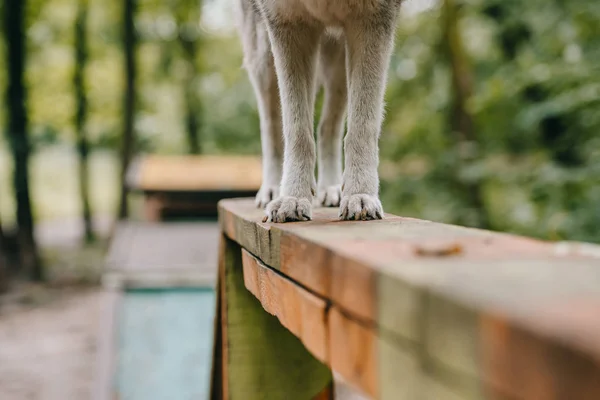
[481, 314, 600, 400]
[328, 307, 378, 399]
[280, 233, 377, 323]
[241, 249, 329, 363]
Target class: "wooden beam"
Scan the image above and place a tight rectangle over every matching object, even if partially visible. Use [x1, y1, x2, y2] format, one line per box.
[215, 235, 332, 399]
[241, 249, 329, 363]
[218, 198, 600, 399]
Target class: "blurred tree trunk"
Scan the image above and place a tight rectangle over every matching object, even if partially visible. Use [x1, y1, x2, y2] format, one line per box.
[74, 0, 95, 242]
[443, 0, 474, 142]
[118, 0, 138, 219]
[0, 218, 8, 293]
[3, 0, 44, 281]
[442, 0, 490, 229]
[180, 34, 202, 154]
[177, 0, 203, 154]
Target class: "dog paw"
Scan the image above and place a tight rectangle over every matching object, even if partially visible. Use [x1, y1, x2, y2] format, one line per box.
[255, 185, 279, 209]
[317, 185, 341, 207]
[339, 194, 383, 221]
[265, 196, 312, 223]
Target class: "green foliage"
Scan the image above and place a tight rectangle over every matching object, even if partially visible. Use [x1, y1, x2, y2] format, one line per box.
[380, 0, 600, 242]
[0, 0, 598, 243]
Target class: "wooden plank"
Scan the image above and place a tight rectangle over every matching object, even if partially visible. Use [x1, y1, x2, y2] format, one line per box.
[115, 288, 216, 400]
[105, 222, 219, 288]
[242, 249, 329, 363]
[218, 199, 600, 354]
[102, 270, 215, 290]
[106, 222, 220, 273]
[218, 198, 600, 399]
[218, 235, 332, 399]
[92, 289, 121, 400]
[128, 155, 262, 192]
[239, 247, 489, 399]
[481, 314, 600, 400]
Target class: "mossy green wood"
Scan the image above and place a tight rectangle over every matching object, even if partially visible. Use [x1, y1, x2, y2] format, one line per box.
[223, 237, 333, 399]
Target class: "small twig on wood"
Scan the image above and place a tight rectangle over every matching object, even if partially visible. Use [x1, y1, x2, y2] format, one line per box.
[414, 243, 463, 257]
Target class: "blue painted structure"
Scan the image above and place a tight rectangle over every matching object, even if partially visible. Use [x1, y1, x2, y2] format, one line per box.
[116, 288, 216, 400]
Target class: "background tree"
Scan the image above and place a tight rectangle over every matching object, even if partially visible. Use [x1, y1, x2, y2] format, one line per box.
[175, 0, 203, 154]
[3, 0, 43, 281]
[74, 0, 95, 242]
[118, 0, 138, 219]
[441, 0, 490, 228]
[0, 215, 7, 293]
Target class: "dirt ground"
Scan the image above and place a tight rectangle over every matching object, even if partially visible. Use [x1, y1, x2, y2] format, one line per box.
[0, 216, 109, 400]
[0, 287, 102, 400]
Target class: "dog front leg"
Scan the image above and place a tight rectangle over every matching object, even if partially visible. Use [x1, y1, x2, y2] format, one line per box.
[340, 17, 397, 220]
[316, 34, 346, 208]
[264, 21, 323, 223]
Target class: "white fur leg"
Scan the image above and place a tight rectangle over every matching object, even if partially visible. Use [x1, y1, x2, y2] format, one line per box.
[339, 194, 383, 220]
[339, 16, 398, 221]
[264, 22, 323, 222]
[234, 0, 283, 209]
[255, 185, 279, 208]
[316, 34, 346, 207]
[317, 184, 341, 208]
[266, 196, 312, 222]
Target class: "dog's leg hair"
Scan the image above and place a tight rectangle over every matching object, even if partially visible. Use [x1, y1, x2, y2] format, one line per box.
[236, 3, 284, 208]
[264, 21, 323, 222]
[316, 34, 346, 208]
[339, 15, 397, 220]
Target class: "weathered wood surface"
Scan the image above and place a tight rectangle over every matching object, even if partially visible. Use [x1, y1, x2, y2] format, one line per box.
[219, 198, 600, 399]
[127, 155, 262, 192]
[116, 288, 216, 400]
[105, 222, 219, 288]
[215, 234, 333, 400]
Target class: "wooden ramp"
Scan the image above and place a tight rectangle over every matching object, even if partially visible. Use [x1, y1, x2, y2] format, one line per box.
[94, 222, 220, 400]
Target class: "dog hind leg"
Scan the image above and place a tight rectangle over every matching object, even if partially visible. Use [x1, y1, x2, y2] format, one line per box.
[316, 33, 346, 208]
[235, 1, 283, 208]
